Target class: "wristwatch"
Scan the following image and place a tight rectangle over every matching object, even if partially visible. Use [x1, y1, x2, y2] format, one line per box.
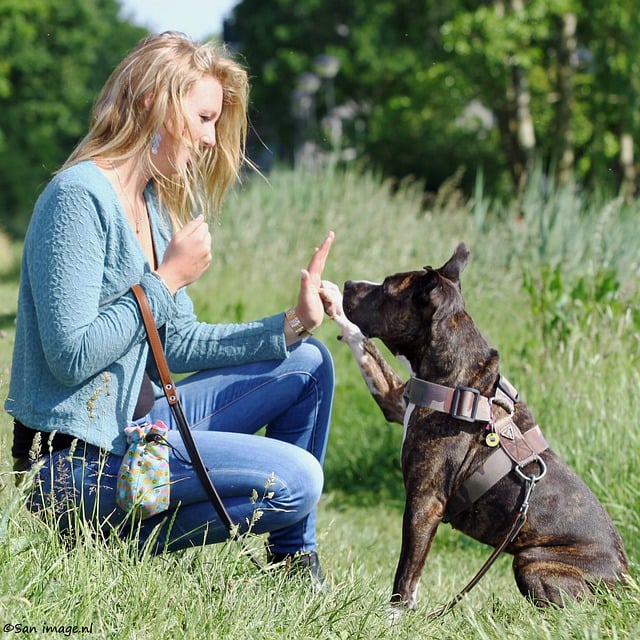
[285, 308, 312, 339]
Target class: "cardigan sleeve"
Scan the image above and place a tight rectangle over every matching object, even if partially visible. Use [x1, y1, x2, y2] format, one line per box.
[163, 287, 288, 372]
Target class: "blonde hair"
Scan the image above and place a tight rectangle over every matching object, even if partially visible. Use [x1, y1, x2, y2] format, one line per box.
[63, 31, 250, 225]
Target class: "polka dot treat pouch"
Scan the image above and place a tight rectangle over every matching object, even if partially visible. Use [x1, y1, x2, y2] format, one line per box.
[116, 421, 170, 519]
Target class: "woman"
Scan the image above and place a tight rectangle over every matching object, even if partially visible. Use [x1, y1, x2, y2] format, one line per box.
[6, 32, 337, 580]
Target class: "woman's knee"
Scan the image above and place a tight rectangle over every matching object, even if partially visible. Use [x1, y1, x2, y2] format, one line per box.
[292, 338, 335, 388]
[270, 448, 324, 514]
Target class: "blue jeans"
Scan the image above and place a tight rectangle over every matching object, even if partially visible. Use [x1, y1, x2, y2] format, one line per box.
[30, 339, 334, 556]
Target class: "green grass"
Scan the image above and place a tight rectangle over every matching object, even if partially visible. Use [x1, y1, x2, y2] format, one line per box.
[1, 166, 639, 638]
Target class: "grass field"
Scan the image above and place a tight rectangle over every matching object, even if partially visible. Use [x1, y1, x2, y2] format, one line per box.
[0, 166, 638, 638]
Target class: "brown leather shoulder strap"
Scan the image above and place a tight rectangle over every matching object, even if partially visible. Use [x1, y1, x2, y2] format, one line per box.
[129, 284, 244, 543]
[130, 284, 178, 406]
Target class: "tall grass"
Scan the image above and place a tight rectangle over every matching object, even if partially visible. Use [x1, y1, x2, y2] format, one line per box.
[0, 166, 638, 638]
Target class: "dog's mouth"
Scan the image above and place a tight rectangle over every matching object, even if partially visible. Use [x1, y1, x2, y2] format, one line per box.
[342, 287, 361, 326]
[342, 297, 376, 338]
[342, 281, 381, 338]
[343, 303, 365, 335]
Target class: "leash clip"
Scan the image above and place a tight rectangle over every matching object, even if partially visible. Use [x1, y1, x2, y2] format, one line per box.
[514, 457, 547, 516]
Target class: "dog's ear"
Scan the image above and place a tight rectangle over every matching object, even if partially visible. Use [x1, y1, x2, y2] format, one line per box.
[424, 244, 470, 321]
[438, 243, 470, 283]
[428, 274, 466, 321]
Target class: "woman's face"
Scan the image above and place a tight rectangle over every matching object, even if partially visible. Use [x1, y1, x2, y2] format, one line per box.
[155, 75, 223, 175]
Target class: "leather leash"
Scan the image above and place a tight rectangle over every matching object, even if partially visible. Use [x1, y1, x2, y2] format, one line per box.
[131, 284, 264, 568]
[426, 456, 546, 620]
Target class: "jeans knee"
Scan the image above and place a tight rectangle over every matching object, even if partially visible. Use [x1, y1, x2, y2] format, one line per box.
[299, 455, 324, 517]
[269, 448, 323, 516]
[294, 338, 335, 392]
[305, 453, 324, 503]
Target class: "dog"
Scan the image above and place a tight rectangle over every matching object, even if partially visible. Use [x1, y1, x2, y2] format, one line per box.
[327, 243, 628, 611]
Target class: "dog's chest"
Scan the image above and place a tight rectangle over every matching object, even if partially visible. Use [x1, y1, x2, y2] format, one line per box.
[402, 407, 469, 452]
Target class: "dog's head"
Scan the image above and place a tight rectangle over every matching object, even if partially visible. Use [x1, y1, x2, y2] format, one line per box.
[343, 242, 471, 368]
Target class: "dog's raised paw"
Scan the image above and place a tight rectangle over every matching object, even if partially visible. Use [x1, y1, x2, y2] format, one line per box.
[329, 310, 365, 345]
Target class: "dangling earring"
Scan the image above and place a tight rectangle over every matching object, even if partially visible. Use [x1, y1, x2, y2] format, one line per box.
[151, 132, 162, 155]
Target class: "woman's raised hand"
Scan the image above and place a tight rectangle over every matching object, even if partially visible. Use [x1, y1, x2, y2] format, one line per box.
[295, 231, 336, 332]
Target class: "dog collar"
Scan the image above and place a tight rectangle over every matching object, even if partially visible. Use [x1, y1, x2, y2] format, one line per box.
[404, 374, 518, 423]
[405, 373, 547, 464]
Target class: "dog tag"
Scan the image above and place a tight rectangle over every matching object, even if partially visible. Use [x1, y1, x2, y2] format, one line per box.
[485, 432, 500, 447]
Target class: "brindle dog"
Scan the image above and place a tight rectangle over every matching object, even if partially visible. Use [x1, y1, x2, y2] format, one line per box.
[331, 243, 627, 610]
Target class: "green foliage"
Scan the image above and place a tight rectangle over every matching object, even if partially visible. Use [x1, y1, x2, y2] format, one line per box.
[229, 0, 506, 192]
[522, 263, 630, 349]
[2, 0, 639, 238]
[228, 0, 639, 197]
[1, 166, 639, 637]
[579, 0, 640, 180]
[0, 0, 147, 233]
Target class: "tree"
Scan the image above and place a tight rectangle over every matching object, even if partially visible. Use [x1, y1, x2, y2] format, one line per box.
[0, 0, 147, 233]
[554, 11, 578, 186]
[579, 0, 640, 200]
[441, 0, 584, 194]
[227, 0, 640, 200]
[226, 0, 499, 192]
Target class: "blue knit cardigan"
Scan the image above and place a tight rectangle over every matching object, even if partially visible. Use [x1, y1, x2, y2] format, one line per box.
[5, 161, 288, 455]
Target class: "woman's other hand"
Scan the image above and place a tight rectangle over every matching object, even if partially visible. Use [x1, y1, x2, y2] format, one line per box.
[155, 215, 212, 293]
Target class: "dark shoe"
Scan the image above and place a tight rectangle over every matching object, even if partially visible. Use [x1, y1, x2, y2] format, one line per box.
[267, 550, 325, 586]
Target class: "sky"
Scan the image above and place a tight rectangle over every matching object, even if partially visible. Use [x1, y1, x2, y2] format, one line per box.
[119, 0, 238, 41]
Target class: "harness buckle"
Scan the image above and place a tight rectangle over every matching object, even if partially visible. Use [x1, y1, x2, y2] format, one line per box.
[451, 386, 481, 422]
[514, 456, 547, 484]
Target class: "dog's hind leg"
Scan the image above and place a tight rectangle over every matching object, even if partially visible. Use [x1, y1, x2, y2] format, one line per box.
[512, 551, 592, 606]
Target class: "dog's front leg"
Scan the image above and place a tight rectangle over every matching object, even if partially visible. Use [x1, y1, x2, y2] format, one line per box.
[325, 287, 407, 424]
[391, 494, 443, 610]
[348, 334, 407, 424]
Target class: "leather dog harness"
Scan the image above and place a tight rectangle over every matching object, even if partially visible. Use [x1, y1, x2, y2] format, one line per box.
[404, 374, 549, 520]
[404, 374, 550, 619]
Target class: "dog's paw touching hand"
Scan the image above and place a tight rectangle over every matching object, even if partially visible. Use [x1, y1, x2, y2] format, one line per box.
[320, 281, 365, 345]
